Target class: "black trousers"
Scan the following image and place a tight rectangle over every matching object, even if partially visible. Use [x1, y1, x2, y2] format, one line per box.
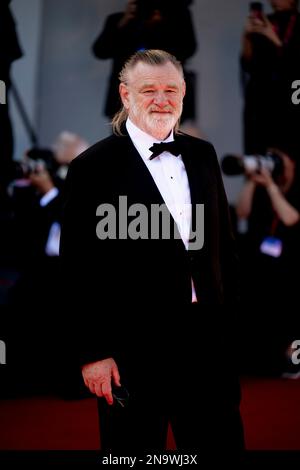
[97, 385, 244, 455]
[97, 304, 244, 460]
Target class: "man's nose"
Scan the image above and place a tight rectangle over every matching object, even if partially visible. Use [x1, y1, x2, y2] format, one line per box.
[153, 91, 168, 106]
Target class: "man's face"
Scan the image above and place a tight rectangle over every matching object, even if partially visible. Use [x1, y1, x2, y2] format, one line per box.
[119, 61, 186, 140]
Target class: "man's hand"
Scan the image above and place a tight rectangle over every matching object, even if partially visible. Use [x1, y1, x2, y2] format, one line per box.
[81, 358, 121, 405]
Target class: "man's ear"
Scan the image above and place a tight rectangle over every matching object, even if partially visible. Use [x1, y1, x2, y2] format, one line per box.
[119, 83, 130, 109]
[182, 80, 186, 99]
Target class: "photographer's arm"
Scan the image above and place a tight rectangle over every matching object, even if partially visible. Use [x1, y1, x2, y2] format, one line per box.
[242, 33, 254, 63]
[252, 168, 300, 226]
[241, 16, 259, 62]
[267, 183, 300, 226]
[236, 178, 257, 219]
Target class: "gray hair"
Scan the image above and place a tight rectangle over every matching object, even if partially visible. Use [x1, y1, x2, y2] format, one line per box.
[111, 49, 184, 136]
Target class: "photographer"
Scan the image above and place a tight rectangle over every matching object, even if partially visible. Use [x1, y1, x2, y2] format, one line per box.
[5, 134, 89, 397]
[8, 149, 61, 299]
[92, 0, 197, 122]
[236, 149, 300, 225]
[241, 0, 300, 156]
[236, 147, 300, 375]
[9, 132, 89, 303]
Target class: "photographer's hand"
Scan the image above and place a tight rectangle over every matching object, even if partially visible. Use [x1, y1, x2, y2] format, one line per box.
[258, 16, 282, 47]
[29, 169, 55, 195]
[236, 168, 274, 220]
[118, 0, 138, 28]
[245, 14, 265, 35]
[245, 14, 282, 46]
[242, 14, 282, 61]
[250, 167, 274, 187]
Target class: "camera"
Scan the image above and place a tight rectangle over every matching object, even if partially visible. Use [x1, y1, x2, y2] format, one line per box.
[13, 147, 56, 180]
[249, 1, 264, 18]
[249, 2, 266, 25]
[221, 151, 284, 178]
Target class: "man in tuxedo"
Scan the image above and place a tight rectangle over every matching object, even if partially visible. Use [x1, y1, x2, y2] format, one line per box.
[60, 49, 244, 460]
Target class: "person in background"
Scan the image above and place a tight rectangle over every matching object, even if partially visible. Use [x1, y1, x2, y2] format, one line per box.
[8, 131, 89, 303]
[53, 131, 90, 182]
[241, 0, 300, 157]
[60, 49, 244, 462]
[5, 132, 89, 396]
[236, 146, 300, 376]
[92, 0, 197, 123]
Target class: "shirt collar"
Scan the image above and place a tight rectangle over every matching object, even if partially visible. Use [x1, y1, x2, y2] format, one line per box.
[126, 118, 175, 161]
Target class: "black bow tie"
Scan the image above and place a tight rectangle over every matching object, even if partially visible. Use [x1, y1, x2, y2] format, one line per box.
[149, 141, 181, 160]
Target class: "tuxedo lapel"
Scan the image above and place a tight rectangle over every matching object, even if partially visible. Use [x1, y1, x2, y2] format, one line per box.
[117, 135, 167, 206]
[176, 135, 213, 254]
[114, 135, 185, 249]
[113, 133, 211, 252]
[119, 133, 208, 207]
[176, 135, 206, 206]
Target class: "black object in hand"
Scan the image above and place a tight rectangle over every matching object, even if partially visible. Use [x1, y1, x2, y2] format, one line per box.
[249, 2, 264, 19]
[112, 385, 129, 408]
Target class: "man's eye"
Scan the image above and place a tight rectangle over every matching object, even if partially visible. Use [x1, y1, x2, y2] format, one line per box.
[142, 90, 154, 94]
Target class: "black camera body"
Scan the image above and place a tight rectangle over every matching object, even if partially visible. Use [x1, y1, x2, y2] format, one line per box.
[250, 2, 263, 14]
[221, 151, 284, 178]
[249, 2, 265, 23]
[13, 148, 56, 179]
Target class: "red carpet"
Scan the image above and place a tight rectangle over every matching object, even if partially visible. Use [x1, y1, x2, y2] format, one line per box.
[0, 395, 100, 450]
[241, 376, 300, 450]
[0, 376, 300, 450]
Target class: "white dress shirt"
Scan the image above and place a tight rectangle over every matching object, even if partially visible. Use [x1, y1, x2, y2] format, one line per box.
[126, 118, 197, 302]
[40, 187, 61, 256]
[40, 187, 59, 207]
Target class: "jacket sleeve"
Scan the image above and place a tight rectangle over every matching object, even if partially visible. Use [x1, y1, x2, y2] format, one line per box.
[210, 143, 240, 307]
[60, 156, 119, 367]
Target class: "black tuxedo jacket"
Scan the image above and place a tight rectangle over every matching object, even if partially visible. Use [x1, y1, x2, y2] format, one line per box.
[60, 131, 239, 367]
